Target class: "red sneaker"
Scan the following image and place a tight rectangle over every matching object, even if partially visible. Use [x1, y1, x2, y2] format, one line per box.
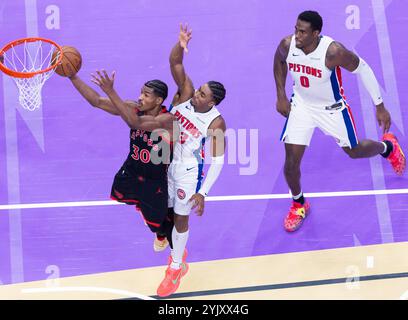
[284, 201, 311, 232]
[382, 133, 406, 176]
[157, 262, 189, 297]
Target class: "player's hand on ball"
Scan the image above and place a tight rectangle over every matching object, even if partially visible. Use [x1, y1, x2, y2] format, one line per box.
[91, 69, 116, 94]
[189, 193, 205, 216]
[276, 97, 291, 118]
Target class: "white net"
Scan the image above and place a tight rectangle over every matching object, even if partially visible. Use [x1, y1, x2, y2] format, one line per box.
[1, 39, 59, 111]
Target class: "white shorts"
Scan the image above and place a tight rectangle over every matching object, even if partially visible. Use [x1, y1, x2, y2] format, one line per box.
[168, 162, 203, 216]
[280, 101, 358, 148]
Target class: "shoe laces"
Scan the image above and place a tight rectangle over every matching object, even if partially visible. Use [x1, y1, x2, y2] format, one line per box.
[290, 202, 306, 218]
[164, 266, 180, 280]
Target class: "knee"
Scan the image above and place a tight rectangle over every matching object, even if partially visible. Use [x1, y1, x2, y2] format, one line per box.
[174, 214, 189, 233]
[284, 157, 301, 175]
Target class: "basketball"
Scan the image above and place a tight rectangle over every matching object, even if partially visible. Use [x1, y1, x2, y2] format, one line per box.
[52, 46, 82, 77]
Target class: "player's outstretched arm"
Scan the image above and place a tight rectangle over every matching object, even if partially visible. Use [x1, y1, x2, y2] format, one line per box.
[190, 116, 226, 216]
[169, 23, 195, 106]
[130, 112, 178, 140]
[69, 74, 121, 115]
[274, 36, 292, 118]
[326, 41, 391, 133]
[92, 69, 176, 133]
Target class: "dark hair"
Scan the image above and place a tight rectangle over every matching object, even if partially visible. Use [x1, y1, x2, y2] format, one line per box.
[207, 81, 226, 105]
[144, 79, 168, 101]
[298, 11, 323, 32]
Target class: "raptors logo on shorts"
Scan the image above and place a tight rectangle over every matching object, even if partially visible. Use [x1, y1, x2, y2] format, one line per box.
[177, 188, 186, 200]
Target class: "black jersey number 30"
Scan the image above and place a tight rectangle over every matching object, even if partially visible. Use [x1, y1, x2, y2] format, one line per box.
[131, 145, 151, 163]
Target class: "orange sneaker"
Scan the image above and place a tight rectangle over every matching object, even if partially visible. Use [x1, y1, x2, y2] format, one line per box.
[157, 262, 189, 297]
[382, 133, 406, 176]
[284, 201, 311, 232]
[167, 248, 188, 265]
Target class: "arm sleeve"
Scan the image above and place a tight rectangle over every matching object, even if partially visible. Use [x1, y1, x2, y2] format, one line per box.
[351, 57, 383, 106]
[198, 155, 224, 197]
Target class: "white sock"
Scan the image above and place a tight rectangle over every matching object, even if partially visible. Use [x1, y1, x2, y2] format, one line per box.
[170, 227, 189, 270]
[381, 141, 388, 154]
[292, 192, 303, 200]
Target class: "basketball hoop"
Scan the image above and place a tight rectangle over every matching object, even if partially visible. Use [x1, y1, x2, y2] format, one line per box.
[0, 37, 63, 111]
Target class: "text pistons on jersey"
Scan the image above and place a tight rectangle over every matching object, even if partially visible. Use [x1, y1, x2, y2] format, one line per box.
[174, 110, 202, 138]
[288, 63, 322, 78]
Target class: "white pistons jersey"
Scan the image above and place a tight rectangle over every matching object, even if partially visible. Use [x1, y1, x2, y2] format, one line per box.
[286, 35, 347, 110]
[167, 99, 221, 216]
[169, 99, 220, 165]
[281, 35, 358, 149]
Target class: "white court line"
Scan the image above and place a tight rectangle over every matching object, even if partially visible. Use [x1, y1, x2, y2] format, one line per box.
[21, 286, 155, 300]
[1, 188, 408, 211]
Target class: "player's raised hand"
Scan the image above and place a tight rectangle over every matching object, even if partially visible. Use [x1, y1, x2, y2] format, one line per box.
[376, 103, 391, 134]
[179, 23, 193, 53]
[91, 70, 116, 94]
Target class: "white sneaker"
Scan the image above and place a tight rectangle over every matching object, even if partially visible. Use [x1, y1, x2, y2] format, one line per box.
[153, 236, 169, 252]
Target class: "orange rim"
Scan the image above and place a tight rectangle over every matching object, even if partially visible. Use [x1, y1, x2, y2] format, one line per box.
[0, 37, 63, 79]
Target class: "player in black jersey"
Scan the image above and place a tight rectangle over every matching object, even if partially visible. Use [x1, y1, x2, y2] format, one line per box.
[69, 70, 178, 251]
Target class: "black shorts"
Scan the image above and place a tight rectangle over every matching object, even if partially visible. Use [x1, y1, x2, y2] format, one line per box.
[110, 167, 168, 232]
